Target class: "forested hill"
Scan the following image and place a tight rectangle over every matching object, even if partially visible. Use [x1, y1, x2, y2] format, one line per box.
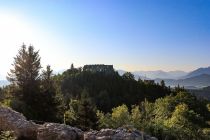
[54, 65, 171, 112]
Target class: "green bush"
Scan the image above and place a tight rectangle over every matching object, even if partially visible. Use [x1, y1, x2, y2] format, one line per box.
[97, 92, 210, 140]
[111, 104, 130, 128]
[0, 131, 16, 140]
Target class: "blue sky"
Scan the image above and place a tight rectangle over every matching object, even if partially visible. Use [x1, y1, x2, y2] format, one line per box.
[0, 0, 210, 79]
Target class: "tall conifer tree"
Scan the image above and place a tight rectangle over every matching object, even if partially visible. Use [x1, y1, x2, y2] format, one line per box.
[7, 44, 42, 119]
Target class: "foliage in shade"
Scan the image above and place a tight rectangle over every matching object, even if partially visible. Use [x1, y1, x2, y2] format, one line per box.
[6, 45, 42, 119]
[39, 65, 60, 122]
[5, 45, 62, 122]
[64, 89, 98, 130]
[55, 66, 171, 113]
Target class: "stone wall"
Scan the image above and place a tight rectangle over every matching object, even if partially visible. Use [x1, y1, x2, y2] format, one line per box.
[83, 65, 114, 74]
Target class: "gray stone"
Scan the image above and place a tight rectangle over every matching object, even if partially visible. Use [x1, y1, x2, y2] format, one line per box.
[0, 106, 158, 140]
[37, 123, 83, 140]
[85, 128, 158, 140]
[149, 137, 158, 140]
[0, 106, 38, 139]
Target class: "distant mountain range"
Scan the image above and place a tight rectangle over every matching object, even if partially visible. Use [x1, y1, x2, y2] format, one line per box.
[155, 74, 210, 89]
[118, 66, 210, 89]
[118, 70, 188, 79]
[183, 67, 210, 78]
[133, 70, 187, 79]
[1, 66, 210, 89]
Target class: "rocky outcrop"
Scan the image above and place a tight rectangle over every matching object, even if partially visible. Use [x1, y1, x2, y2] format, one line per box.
[0, 106, 158, 140]
[84, 128, 158, 140]
[37, 123, 83, 140]
[0, 106, 38, 139]
[0, 106, 83, 140]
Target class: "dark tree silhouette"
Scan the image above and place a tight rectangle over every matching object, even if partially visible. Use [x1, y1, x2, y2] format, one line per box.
[40, 65, 59, 121]
[7, 44, 42, 119]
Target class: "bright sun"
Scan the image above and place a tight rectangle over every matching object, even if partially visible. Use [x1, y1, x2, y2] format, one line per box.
[0, 13, 38, 77]
[0, 13, 35, 46]
[0, 12, 70, 78]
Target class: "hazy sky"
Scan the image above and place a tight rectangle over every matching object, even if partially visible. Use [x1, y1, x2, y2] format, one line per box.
[0, 0, 210, 79]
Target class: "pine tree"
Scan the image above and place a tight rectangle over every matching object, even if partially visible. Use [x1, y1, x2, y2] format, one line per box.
[40, 65, 58, 121]
[41, 65, 53, 90]
[7, 45, 42, 119]
[160, 80, 165, 87]
[76, 89, 98, 130]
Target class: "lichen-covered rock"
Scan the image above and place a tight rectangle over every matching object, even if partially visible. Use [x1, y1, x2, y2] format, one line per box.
[97, 129, 115, 136]
[84, 128, 158, 140]
[0, 106, 38, 139]
[0, 106, 157, 140]
[37, 123, 83, 140]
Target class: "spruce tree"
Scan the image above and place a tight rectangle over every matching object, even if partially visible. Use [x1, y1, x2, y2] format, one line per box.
[40, 65, 58, 121]
[7, 44, 42, 119]
[77, 89, 98, 130]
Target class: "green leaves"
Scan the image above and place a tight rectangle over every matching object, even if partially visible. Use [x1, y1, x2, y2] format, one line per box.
[64, 91, 98, 130]
[111, 104, 130, 128]
[122, 72, 135, 80]
[97, 92, 210, 139]
[0, 131, 16, 140]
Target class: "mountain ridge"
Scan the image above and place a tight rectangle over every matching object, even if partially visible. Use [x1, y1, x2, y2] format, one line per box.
[183, 67, 210, 78]
[155, 74, 210, 89]
[118, 69, 188, 79]
[118, 66, 210, 89]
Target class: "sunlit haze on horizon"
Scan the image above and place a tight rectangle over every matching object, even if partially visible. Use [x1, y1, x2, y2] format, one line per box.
[0, 0, 210, 80]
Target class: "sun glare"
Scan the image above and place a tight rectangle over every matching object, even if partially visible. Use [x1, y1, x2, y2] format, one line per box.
[0, 13, 35, 45]
[0, 12, 72, 76]
[0, 12, 39, 77]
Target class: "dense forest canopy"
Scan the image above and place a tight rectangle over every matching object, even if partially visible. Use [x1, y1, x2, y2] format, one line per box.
[0, 45, 210, 139]
[56, 65, 171, 112]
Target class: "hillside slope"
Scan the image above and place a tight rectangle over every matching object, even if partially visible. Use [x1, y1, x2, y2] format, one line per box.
[155, 74, 210, 88]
